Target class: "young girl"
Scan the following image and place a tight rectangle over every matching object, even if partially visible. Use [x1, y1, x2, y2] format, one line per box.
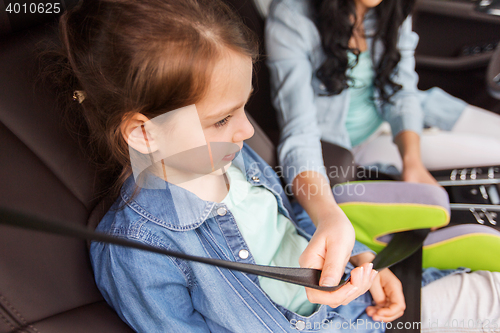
[54, 0, 499, 332]
[52, 0, 411, 332]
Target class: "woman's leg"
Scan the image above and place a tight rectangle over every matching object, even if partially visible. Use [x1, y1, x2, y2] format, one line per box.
[421, 270, 500, 332]
[352, 132, 403, 171]
[419, 105, 500, 170]
[353, 107, 500, 171]
[452, 105, 500, 140]
[419, 130, 500, 171]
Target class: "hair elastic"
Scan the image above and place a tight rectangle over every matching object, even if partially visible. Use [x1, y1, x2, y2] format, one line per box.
[73, 90, 86, 103]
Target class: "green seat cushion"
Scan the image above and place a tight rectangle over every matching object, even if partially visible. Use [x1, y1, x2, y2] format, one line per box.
[333, 181, 450, 252]
[332, 181, 500, 272]
[422, 224, 500, 272]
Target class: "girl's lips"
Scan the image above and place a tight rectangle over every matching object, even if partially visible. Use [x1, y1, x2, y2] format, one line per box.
[222, 153, 235, 161]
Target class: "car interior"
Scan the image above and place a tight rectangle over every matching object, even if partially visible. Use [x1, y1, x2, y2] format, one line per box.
[1, 0, 499, 332]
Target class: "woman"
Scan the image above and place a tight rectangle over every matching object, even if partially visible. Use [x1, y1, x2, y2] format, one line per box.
[266, 0, 500, 329]
[266, 0, 500, 186]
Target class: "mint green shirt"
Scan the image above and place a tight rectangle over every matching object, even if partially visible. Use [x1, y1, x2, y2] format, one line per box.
[222, 165, 317, 316]
[346, 51, 384, 147]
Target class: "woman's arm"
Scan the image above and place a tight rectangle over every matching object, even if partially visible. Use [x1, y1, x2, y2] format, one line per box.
[266, 0, 329, 187]
[266, 0, 358, 292]
[379, 16, 439, 185]
[379, 16, 423, 140]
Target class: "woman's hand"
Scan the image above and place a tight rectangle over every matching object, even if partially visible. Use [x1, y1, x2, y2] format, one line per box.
[366, 268, 406, 322]
[395, 131, 439, 187]
[402, 160, 439, 187]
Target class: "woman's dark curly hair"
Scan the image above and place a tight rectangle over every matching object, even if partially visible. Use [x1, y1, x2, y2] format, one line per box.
[313, 0, 415, 103]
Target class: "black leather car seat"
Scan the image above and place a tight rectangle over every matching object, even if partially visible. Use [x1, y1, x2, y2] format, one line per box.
[0, 2, 135, 332]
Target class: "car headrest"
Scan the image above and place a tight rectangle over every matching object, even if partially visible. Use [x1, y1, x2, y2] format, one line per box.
[0, 0, 110, 212]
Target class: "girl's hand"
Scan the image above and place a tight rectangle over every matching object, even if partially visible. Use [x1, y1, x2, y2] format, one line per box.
[299, 208, 355, 288]
[292, 170, 374, 306]
[366, 268, 406, 322]
[303, 262, 378, 308]
[299, 209, 376, 307]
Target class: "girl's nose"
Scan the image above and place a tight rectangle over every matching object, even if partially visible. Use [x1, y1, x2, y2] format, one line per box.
[233, 112, 255, 143]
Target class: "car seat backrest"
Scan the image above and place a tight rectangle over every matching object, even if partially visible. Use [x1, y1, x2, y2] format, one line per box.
[0, 4, 133, 332]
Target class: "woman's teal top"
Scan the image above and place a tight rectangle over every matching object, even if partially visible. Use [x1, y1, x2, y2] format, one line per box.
[345, 51, 383, 147]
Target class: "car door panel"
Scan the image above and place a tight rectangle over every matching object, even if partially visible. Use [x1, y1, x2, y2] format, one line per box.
[413, 0, 500, 112]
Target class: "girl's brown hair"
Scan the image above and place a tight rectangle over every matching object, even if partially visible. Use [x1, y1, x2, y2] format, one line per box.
[51, 0, 258, 198]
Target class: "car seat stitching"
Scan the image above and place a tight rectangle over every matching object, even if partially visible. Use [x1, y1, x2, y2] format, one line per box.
[0, 293, 27, 325]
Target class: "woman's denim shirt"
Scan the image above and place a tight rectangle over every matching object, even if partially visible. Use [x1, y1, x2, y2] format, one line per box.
[89, 144, 453, 332]
[265, 0, 468, 185]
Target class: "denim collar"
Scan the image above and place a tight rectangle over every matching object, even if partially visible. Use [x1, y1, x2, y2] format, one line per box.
[364, 9, 376, 34]
[120, 143, 265, 231]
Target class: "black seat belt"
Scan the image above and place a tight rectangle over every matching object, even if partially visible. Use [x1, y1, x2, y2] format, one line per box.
[0, 207, 429, 291]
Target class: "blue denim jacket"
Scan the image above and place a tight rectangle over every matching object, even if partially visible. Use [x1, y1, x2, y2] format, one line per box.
[265, 0, 468, 185]
[90, 144, 453, 333]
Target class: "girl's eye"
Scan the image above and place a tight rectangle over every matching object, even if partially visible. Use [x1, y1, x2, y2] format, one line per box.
[214, 115, 232, 128]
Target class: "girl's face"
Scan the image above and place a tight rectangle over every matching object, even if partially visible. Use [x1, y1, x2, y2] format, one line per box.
[126, 49, 254, 182]
[196, 49, 255, 154]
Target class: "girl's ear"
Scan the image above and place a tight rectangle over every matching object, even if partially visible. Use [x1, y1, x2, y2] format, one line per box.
[121, 113, 158, 154]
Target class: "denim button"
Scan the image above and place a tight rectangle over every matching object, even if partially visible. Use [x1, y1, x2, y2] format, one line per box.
[296, 320, 306, 330]
[238, 249, 249, 259]
[217, 207, 227, 216]
[251, 176, 260, 182]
